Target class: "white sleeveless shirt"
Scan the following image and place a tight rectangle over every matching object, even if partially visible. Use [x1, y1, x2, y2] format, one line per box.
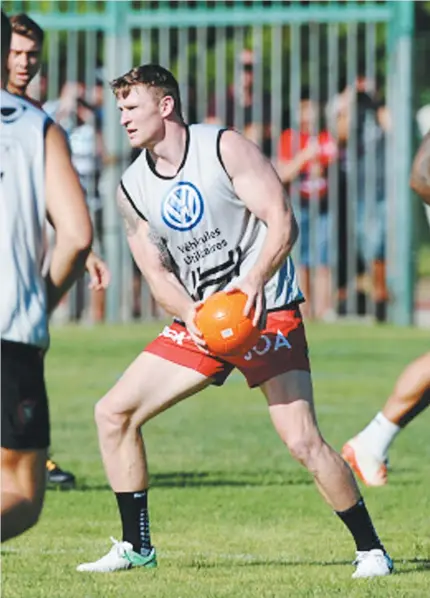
[121, 124, 302, 308]
[0, 90, 51, 349]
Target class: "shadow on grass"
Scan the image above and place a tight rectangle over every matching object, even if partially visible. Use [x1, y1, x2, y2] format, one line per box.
[70, 470, 314, 491]
[187, 557, 430, 573]
[397, 558, 430, 574]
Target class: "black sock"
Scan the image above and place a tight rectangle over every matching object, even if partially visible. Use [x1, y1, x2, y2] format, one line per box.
[115, 490, 152, 556]
[336, 498, 384, 552]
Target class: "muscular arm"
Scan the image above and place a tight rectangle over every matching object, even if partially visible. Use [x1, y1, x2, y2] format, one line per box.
[220, 130, 299, 285]
[117, 187, 194, 319]
[45, 123, 93, 313]
[410, 132, 430, 206]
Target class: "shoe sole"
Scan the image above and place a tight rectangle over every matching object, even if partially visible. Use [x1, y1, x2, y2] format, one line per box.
[77, 560, 157, 573]
[342, 443, 387, 487]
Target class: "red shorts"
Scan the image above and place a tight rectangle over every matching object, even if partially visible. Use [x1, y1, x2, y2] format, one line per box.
[144, 303, 310, 388]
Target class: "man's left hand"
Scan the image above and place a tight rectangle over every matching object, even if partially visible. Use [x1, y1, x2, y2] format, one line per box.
[85, 251, 111, 290]
[228, 275, 265, 327]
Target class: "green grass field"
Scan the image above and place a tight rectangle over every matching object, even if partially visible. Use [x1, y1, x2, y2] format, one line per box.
[2, 322, 430, 598]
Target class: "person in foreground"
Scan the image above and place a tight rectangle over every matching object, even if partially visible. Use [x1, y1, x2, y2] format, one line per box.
[77, 64, 393, 578]
[0, 10, 94, 541]
[6, 11, 111, 488]
[343, 132, 430, 485]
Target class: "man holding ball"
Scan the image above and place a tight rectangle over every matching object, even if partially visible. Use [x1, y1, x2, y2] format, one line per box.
[78, 64, 392, 579]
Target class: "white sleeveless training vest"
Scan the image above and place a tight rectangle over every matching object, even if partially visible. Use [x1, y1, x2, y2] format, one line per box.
[0, 90, 51, 349]
[121, 124, 302, 308]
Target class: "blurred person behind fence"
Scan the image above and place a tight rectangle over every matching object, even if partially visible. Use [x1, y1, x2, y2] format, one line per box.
[206, 49, 272, 156]
[327, 76, 389, 321]
[277, 90, 337, 319]
[45, 81, 108, 323]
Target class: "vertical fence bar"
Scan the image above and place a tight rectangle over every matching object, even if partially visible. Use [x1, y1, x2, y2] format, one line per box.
[141, 28, 152, 64]
[309, 22, 320, 316]
[385, 20, 397, 325]
[196, 26, 208, 123]
[215, 25, 227, 125]
[47, 29, 59, 102]
[364, 21, 377, 318]
[327, 21, 339, 316]
[104, 0, 131, 322]
[346, 20, 358, 316]
[84, 28, 98, 320]
[177, 27, 189, 122]
[270, 24, 282, 162]
[251, 24, 263, 150]
[290, 23, 301, 266]
[389, 1, 414, 325]
[233, 26, 245, 133]
[65, 29, 80, 320]
[158, 26, 171, 69]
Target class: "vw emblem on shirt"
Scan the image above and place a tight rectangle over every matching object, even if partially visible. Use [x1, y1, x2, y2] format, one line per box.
[162, 181, 204, 231]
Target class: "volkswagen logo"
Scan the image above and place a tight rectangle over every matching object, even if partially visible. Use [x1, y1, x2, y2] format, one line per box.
[162, 182, 204, 231]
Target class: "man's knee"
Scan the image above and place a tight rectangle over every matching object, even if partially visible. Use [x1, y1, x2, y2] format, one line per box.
[286, 435, 324, 472]
[94, 398, 137, 438]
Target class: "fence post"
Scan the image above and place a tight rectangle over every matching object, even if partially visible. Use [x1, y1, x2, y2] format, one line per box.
[389, 0, 415, 325]
[103, 0, 131, 322]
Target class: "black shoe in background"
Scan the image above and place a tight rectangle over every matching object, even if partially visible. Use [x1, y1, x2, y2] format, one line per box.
[46, 458, 76, 489]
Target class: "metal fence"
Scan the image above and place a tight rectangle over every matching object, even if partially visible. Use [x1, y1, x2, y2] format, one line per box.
[4, 0, 416, 324]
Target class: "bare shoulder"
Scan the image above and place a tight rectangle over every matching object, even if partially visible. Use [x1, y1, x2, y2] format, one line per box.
[219, 128, 259, 158]
[45, 122, 69, 150]
[219, 129, 266, 177]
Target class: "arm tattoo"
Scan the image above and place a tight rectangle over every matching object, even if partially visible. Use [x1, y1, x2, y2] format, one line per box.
[411, 132, 430, 202]
[148, 227, 174, 272]
[117, 191, 140, 236]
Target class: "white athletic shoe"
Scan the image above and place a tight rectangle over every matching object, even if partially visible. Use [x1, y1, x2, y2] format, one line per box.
[342, 436, 387, 486]
[77, 537, 157, 572]
[352, 549, 394, 578]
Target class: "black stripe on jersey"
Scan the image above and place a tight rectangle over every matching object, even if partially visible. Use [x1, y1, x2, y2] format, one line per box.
[196, 270, 236, 300]
[120, 180, 147, 221]
[43, 117, 54, 139]
[197, 248, 242, 281]
[193, 248, 242, 300]
[216, 128, 230, 178]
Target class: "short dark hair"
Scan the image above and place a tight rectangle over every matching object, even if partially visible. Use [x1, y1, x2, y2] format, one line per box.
[10, 13, 44, 46]
[110, 64, 183, 119]
[1, 10, 12, 59]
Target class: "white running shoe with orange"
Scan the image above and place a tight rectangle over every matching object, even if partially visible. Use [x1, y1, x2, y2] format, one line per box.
[342, 436, 388, 487]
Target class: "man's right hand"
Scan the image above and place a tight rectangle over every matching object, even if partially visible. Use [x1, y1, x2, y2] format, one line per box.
[181, 303, 208, 353]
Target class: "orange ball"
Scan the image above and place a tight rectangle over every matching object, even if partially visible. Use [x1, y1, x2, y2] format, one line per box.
[195, 290, 261, 357]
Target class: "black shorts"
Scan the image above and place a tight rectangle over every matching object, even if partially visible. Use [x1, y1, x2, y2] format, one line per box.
[1, 340, 50, 450]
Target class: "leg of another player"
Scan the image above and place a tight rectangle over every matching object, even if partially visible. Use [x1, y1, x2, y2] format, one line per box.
[342, 352, 430, 486]
[77, 352, 211, 573]
[314, 265, 332, 320]
[1, 448, 47, 542]
[261, 370, 393, 578]
[382, 353, 430, 425]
